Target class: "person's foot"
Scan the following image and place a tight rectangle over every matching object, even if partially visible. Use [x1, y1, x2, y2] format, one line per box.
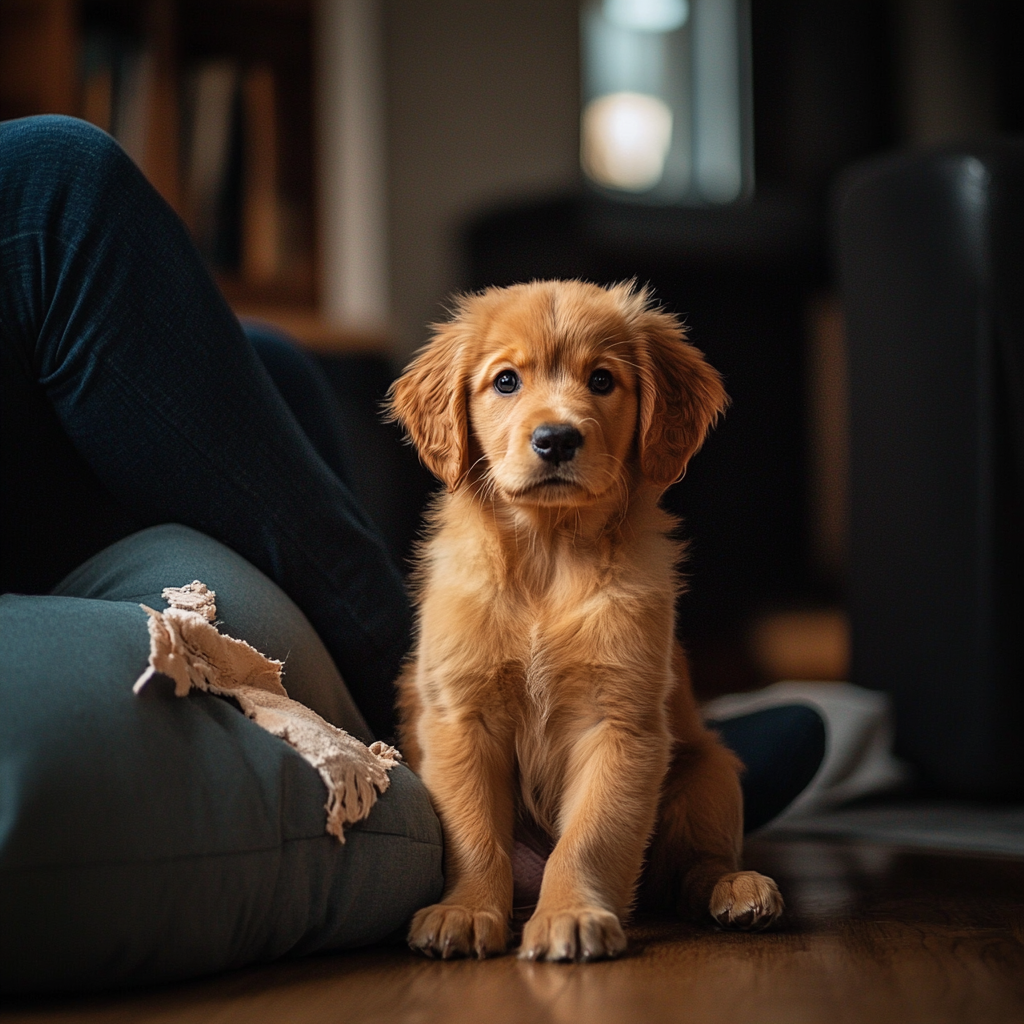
[707, 704, 827, 833]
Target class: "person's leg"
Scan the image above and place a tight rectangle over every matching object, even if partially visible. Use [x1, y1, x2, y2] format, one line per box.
[0, 115, 409, 738]
[709, 706, 827, 833]
[241, 321, 358, 496]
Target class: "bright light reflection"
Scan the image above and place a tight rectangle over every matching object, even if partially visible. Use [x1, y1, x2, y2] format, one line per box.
[581, 91, 674, 191]
[603, 0, 689, 33]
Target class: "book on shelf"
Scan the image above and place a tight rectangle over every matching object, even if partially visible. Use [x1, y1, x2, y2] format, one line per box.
[79, 19, 177, 210]
[241, 64, 283, 284]
[181, 61, 287, 281]
[79, 26, 151, 163]
[80, 31, 114, 133]
[115, 45, 153, 170]
[182, 59, 242, 269]
[75, 14, 299, 291]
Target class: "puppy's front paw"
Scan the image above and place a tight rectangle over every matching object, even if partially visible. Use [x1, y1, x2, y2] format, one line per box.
[407, 903, 509, 959]
[519, 907, 627, 962]
[709, 871, 784, 930]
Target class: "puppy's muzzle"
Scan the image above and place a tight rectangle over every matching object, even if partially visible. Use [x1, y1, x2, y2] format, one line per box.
[531, 423, 583, 465]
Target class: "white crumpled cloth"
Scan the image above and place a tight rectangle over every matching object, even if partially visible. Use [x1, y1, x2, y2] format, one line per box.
[133, 581, 400, 841]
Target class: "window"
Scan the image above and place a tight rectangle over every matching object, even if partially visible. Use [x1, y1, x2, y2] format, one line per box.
[581, 0, 752, 203]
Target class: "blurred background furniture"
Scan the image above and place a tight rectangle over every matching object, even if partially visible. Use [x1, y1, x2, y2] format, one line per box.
[837, 141, 1024, 798]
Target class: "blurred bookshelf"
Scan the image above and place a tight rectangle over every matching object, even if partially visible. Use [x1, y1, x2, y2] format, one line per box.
[0, 0, 384, 352]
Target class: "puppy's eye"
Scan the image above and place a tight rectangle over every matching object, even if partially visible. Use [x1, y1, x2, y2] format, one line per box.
[588, 369, 615, 394]
[494, 370, 521, 394]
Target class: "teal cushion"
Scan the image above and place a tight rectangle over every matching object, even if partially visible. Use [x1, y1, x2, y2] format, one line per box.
[0, 526, 443, 994]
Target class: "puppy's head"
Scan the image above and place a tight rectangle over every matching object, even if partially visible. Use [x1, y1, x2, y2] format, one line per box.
[387, 281, 727, 501]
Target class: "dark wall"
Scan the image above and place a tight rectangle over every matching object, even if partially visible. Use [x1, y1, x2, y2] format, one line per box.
[751, 0, 898, 195]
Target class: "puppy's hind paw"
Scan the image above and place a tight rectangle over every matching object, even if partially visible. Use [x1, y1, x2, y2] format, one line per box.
[709, 871, 784, 931]
[408, 903, 509, 959]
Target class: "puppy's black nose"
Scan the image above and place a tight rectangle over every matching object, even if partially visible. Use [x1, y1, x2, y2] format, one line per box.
[531, 423, 583, 464]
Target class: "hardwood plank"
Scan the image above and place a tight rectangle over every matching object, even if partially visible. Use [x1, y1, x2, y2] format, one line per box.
[4, 838, 1024, 1024]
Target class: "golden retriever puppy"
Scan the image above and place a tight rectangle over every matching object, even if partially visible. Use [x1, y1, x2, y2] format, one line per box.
[387, 280, 783, 962]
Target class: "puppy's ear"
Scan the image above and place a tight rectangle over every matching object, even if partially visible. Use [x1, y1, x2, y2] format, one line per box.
[385, 320, 470, 491]
[633, 305, 729, 488]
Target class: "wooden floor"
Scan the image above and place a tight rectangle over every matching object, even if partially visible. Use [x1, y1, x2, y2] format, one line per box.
[5, 836, 1024, 1024]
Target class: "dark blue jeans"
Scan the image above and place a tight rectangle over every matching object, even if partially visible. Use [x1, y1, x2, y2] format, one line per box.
[0, 115, 410, 739]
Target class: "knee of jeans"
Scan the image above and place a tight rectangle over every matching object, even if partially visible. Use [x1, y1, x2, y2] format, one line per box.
[8, 114, 131, 186]
[244, 322, 321, 392]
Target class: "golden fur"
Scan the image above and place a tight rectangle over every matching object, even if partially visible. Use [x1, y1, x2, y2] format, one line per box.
[387, 280, 783, 961]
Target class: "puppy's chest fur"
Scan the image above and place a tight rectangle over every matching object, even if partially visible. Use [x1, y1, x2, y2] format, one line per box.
[406, 491, 680, 837]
